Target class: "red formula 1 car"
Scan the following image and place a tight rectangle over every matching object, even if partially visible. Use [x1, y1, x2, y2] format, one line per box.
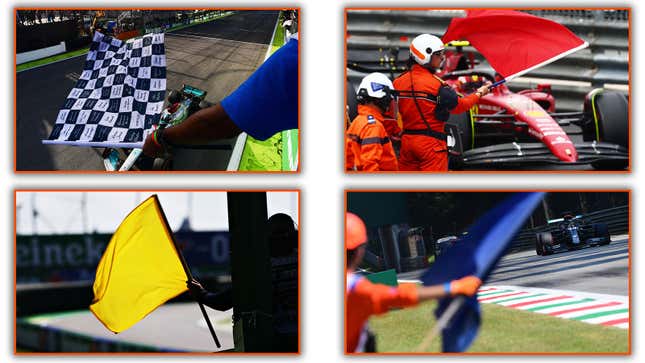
[439, 42, 628, 170]
[346, 42, 629, 170]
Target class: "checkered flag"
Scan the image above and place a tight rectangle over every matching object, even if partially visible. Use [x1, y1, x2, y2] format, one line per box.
[43, 31, 166, 148]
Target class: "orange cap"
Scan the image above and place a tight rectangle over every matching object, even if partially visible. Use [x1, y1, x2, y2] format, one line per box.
[346, 212, 367, 250]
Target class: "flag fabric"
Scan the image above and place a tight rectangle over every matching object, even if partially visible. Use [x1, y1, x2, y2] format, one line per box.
[90, 195, 187, 333]
[442, 10, 588, 80]
[43, 31, 166, 149]
[421, 192, 545, 352]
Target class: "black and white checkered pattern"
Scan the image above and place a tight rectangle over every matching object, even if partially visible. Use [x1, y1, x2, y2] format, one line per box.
[44, 31, 166, 148]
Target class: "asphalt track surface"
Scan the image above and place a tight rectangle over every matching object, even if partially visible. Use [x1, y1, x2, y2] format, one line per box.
[399, 235, 629, 296]
[487, 235, 629, 296]
[16, 10, 279, 171]
[25, 303, 234, 352]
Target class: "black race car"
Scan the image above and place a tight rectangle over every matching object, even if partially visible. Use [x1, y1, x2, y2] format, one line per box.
[535, 213, 610, 256]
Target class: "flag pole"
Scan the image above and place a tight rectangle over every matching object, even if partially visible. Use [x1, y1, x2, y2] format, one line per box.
[489, 41, 589, 89]
[195, 302, 222, 349]
[153, 195, 222, 349]
[415, 296, 465, 352]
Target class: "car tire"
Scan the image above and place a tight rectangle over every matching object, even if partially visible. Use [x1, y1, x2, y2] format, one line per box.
[346, 80, 359, 122]
[536, 232, 552, 256]
[447, 111, 473, 151]
[446, 112, 473, 170]
[152, 157, 173, 170]
[594, 223, 611, 245]
[590, 91, 628, 170]
[167, 89, 182, 104]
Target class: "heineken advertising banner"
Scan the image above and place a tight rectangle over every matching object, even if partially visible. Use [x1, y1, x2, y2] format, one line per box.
[17, 231, 230, 283]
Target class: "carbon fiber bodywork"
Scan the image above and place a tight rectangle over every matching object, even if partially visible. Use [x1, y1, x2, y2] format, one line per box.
[535, 219, 611, 256]
[460, 141, 628, 168]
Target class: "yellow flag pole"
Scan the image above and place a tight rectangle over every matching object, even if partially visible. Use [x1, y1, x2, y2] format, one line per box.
[153, 195, 222, 349]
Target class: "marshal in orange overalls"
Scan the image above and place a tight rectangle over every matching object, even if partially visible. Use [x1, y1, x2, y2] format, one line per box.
[346, 104, 399, 171]
[346, 273, 419, 352]
[393, 64, 480, 171]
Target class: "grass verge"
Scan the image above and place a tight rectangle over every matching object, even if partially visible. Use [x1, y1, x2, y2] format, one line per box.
[370, 300, 628, 353]
[16, 46, 89, 72]
[271, 18, 285, 52]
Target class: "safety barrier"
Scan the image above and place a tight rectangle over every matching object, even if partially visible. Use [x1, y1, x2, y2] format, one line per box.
[16, 18, 79, 52]
[143, 11, 234, 34]
[17, 11, 234, 66]
[346, 10, 629, 112]
[371, 205, 627, 273]
[16, 42, 66, 65]
[508, 205, 629, 252]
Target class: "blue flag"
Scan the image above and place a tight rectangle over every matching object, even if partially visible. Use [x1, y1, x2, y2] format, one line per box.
[421, 192, 545, 352]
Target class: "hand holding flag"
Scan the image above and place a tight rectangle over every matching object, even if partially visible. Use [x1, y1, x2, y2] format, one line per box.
[448, 276, 482, 297]
[418, 192, 545, 352]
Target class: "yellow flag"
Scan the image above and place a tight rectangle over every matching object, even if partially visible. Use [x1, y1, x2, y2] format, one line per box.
[90, 195, 188, 333]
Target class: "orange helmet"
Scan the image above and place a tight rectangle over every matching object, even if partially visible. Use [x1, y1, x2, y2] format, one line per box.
[346, 212, 367, 250]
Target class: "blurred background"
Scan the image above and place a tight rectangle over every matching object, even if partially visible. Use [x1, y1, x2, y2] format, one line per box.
[346, 9, 629, 112]
[347, 191, 628, 273]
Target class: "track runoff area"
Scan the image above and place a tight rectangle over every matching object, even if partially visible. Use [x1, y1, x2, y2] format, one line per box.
[393, 235, 629, 351]
[18, 303, 234, 352]
[480, 235, 629, 330]
[16, 10, 278, 171]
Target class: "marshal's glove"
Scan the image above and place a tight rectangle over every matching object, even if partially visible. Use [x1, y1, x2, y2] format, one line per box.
[187, 279, 209, 302]
[447, 276, 482, 297]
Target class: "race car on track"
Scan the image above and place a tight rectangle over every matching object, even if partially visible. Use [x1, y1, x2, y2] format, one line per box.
[103, 84, 214, 171]
[535, 212, 610, 256]
[346, 41, 629, 170]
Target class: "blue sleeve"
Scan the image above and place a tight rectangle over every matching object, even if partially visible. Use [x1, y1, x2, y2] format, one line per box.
[221, 39, 298, 141]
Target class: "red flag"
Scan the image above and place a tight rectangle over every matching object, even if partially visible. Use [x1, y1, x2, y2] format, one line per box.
[442, 10, 588, 79]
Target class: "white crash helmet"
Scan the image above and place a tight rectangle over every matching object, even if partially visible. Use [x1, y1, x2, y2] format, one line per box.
[410, 34, 445, 65]
[356, 72, 394, 100]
